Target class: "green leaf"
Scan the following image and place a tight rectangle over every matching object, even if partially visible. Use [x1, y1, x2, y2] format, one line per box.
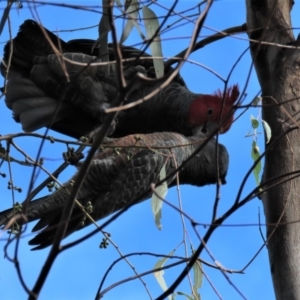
[251, 141, 262, 186]
[115, 0, 122, 7]
[151, 165, 168, 230]
[252, 96, 262, 106]
[192, 260, 202, 300]
[177, 291, 194, 300]
[154, 249, 176, 300]
[262, 119, 272, 144]
[119, 0, 145, 43]
[250, 115, 259, 129]
[98, 0, 110, 75]
[142, 6, 164, 78]
[0, 1, 14, 36]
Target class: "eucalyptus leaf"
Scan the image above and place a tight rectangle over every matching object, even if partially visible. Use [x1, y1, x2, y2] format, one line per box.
[177, 292, 194, 300]
[0, 1, 14, 36]
[98, 0, 110, 75]
[115, 0, 122, 7]
[262, 119, 272, 143]
[151, 165, 168, 230]
[154, 249, 175, 300]
[250, 115, 259, 129]
[192, 260, 202, 300]
[120, 0, 145, 43]
[142, 6, 164, 78]
[252, 96, 262, 106]
[251, 141, 262, 186]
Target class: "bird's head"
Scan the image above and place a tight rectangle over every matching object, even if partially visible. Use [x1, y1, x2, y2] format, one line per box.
[188, 84, 239, 134]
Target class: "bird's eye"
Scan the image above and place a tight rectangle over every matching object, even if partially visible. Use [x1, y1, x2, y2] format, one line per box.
[207, 108, 213, 115]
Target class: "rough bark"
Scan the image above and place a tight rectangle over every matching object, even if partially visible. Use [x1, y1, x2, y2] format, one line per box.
[246, 1, 300, 299]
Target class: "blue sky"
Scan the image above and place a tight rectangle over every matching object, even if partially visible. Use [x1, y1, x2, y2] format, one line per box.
[0, 1, 298, 299]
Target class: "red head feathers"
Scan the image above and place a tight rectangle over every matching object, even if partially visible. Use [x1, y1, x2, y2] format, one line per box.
[188, 84, 239, 134]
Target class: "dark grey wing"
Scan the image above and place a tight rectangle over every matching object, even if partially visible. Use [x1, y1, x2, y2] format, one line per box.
[2, 20, 191, 139]
[31, 54, 117, 121]
[1, 20, 117, 138]
[0, 181, 73, 229]
[1, 19, 73, 76]
[3, 72, 103, 137]
[5, 75, 70, 132]
[28, 150, 168, 250]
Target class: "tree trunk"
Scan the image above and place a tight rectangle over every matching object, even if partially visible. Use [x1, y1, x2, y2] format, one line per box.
[246, 1, 300, 299]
